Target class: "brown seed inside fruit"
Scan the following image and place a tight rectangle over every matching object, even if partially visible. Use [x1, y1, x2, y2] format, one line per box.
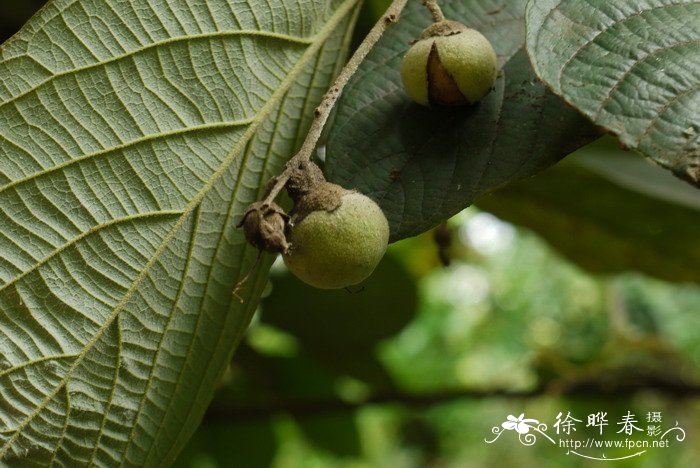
[427, 42, 466, 106]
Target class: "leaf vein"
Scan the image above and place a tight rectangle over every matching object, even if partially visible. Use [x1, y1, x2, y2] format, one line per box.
[593, 38, 700, 118]
[0, 30, 314, 111]
[556, 2, 699, 86]
[0, 119, 255, 194]
[0, 210, 183, 295]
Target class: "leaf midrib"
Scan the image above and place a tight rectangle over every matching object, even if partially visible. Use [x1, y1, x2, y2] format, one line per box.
[0, 0, 360, 458]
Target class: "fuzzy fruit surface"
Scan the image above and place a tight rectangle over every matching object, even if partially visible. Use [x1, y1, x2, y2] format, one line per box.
[400, 21, 497, 106]
[283, 192, 389, 289]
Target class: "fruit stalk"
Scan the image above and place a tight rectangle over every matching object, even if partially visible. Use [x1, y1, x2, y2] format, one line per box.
[258, 0, 409, 207]
[236, 0, 407, 291]
[422, 0, 445, 23]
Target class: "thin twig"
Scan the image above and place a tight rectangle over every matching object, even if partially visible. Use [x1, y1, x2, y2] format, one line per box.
[260, 0, 409, 206]
[422, 0, 445, 23]
[232, 250, 263, 303]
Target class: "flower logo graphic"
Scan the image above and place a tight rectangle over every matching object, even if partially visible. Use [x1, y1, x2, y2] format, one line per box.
[502, 413, 540, 434]
[486, 413, 554, 446]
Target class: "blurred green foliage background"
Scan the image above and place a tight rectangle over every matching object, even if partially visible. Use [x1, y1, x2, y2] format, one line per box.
[174, 155, 700, 467]
[3, 2, 699, 467]
[174, 133, 700, 467]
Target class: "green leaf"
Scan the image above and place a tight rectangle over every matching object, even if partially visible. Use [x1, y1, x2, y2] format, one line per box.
[261, 254, 417, 385]
[0, 0, 361, 464]
[325, 0, 598, 241]
[525, 0, 700, 185]
[217, 344, 343, 408]
[574, 137, 700, 211]
[476, 142, 700, 284]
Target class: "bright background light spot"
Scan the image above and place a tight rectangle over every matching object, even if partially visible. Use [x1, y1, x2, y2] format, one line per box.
[435, 264, 491, 307]
[459, 211, 515, 255]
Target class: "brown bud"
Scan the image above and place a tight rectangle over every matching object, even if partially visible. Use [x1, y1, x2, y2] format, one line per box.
[286, 160, 327, 202]
[238, 202, 290, 253]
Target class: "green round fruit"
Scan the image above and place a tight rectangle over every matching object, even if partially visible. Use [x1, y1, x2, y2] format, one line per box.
[400, 20, 497, 106]
[283, 192, 389, 289]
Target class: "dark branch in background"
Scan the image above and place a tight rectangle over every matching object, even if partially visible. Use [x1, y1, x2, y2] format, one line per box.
[433, 222, 452, 266]
[204, 380, 700, 422]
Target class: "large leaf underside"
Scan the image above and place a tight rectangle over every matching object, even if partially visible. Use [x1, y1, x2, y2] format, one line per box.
[0, 0, 360, 464]
[526, 0, 700, 186]
[477, 143, 700, 284]
[325, 0, 599, 241]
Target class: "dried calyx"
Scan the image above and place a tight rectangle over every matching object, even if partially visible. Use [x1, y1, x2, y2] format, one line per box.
[285, 160, 345, 221]
[239, 161, 390, 289]
[400, 19, 497, 106]
[238, 201, 290, 254]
